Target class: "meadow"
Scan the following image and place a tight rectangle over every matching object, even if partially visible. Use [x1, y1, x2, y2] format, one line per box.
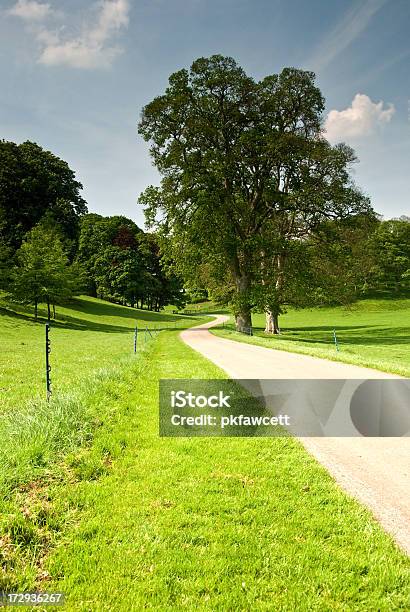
[0, 296, 409, 609]
[0, 295, 196, 414]
[212, 298, 410, 377]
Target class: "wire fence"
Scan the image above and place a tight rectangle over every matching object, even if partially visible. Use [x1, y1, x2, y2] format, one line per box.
[42, 315, 341, 401]
[43, 315, 219, 400]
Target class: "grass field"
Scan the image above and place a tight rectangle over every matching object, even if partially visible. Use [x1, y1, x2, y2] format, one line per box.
[212, 298, 410, 377]
[0, 295, 197, 414]
[0, 297, 409, 609]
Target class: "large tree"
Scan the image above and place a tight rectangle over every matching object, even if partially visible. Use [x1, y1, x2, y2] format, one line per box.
[256, 184, 376, 333]
[0, 140, 87, 255]
[138, 55, 371, 330]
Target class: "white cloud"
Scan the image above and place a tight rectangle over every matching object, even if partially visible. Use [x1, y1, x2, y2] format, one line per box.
[324, 94, 395, 143]
[306, 0, 388, 73]
[8, 0, 130, 69]
[7, 0, 51, 21]
[39, 0, 130, 68]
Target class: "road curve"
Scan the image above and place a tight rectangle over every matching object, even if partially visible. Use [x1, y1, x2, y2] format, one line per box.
[180, 315, 410, 555]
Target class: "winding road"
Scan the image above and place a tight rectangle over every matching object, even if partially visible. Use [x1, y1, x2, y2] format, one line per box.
[180, 315, 410, 555]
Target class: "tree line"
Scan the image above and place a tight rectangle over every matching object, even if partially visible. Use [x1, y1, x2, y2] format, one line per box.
[138, 55, 410, 332]
[0, 140, 183, 319]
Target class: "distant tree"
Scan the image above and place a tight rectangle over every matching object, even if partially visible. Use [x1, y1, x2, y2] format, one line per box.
[93, 245, 145, 307]
[313, 215, 378, 294]
[137, 233, 184, 310]
[112, 225, 138, 250]
[0, 140, 87, 255]
[76, 214, 187, 310]
[184, 283, 208, 304]
[76, 214, 142, 296]
[0, 243, 13, 290]
[369, 219, 410, 294]
[8, 224, 80, 319]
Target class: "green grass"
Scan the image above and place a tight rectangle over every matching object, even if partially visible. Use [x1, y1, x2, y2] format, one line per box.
[0, 297, 409, 609]
[212, 298, 410, 377]
[0, 296, 208, 593]
[0, 295, 199, 414]
[43, 334, 410, 609]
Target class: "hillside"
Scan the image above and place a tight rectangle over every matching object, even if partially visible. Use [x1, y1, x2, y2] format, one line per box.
[0, 295, 198, 413]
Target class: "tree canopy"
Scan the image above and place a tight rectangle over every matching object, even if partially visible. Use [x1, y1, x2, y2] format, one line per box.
[138, 55, 372, 330]
[76, 214, 183, 310]
[0, 140, 87, 254]
[8, 223, 81, 319]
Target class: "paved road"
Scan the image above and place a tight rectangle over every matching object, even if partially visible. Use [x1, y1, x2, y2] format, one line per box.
[180, 316, 410, 555]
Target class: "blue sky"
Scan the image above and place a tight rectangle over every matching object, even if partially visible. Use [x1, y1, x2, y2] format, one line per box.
[0, 0, 409, 227]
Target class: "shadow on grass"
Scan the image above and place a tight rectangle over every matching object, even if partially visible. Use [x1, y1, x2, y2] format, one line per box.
[67, 297, 198, 323]
[0, 299, 200, 335]
[223, 323, 410, 347]
[255, 326, 410, 346]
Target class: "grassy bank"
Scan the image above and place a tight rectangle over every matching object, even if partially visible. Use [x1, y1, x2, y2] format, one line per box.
[45, 332, 409, 610]
[0, 297, 204, 590]
[212, 298, 410, 377]
[1, 297, 409, 609]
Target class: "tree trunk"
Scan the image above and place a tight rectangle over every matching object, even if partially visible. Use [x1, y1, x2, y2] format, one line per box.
[53, 303, 56, 319]
[264, 253, 285, 334]
[265, 309, 280, 334]
[34, 299, 38, 320]
[234, 273, 252, 332]
[235, 309, 252, 331]
[47, 300, 51, 322]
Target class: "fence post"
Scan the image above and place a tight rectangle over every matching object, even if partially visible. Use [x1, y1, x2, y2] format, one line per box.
[134, 324, 138, 353]
[333, 329, 339, 352]
[45, 323, 51, 401]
